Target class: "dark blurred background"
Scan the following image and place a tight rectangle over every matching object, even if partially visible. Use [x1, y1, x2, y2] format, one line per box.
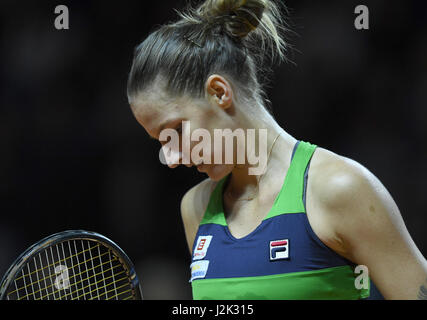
[1, 0, 426, 299]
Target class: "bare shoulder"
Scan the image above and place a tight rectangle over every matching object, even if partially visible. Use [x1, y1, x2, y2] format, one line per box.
[180, 178, 218, 253]
[308, 146, 379, 207]
[181, 178, 217, 225]
[306, 146, 395, 258]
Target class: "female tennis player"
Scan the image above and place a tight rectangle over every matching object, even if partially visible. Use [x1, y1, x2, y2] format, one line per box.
[126, 0, 427, 299]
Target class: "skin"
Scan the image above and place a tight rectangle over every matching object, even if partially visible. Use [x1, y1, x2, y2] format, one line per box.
[130, 74, 427, 300]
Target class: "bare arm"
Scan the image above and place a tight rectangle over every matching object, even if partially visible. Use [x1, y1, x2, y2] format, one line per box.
[311, 153, 427, 299]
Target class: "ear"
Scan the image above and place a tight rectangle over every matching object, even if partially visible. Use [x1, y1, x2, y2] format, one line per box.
[205, 74, 233, 110]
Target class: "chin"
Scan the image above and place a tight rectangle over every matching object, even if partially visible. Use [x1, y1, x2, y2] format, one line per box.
[203, 164, 233, 181]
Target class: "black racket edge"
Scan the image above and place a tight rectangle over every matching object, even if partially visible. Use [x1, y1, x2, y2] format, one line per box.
[0, 230, 143, 300]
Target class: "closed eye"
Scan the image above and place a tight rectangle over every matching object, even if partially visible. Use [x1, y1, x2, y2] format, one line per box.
[157, 118, 186, 139]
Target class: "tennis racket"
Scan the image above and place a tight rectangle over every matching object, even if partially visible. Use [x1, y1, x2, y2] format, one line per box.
[0, 230, 143, 300]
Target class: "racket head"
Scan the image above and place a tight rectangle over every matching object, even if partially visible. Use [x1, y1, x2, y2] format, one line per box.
[0, 230, 142, 300]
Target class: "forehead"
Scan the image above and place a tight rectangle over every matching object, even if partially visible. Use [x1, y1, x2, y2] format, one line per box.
[130, 89, 187, 136]
[132, 100, 175, 125]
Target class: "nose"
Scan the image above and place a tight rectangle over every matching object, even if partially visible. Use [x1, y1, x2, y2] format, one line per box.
[160, 145, 187, 168]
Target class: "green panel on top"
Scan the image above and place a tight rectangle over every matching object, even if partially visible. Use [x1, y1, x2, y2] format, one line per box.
[200, 175, 228, 226]
[192, 265, 370, 300]
[200, 141, 317, 226]
[265, 141, 317, 219]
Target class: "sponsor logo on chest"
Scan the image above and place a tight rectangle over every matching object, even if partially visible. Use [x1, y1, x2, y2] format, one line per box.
[193, 235, 213, 260]
[269, 239, 290, 261]
[189, 260, 210, 282]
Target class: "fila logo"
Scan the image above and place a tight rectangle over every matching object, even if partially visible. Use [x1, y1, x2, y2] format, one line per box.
[193, 235, 213, 260]
[270, 239, 289, 261]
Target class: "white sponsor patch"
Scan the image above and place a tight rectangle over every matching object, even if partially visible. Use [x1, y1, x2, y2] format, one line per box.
[189, 260, 210, 282]
[193, 235, 213, 260]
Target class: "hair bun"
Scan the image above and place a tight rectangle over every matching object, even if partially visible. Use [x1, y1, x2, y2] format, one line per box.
[198, 0, 266, 38]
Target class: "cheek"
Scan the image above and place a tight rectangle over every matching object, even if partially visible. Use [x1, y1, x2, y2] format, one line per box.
[183, 112, 239, 164]
[186, 134, 225, 164]
[187, 131, 243, 165]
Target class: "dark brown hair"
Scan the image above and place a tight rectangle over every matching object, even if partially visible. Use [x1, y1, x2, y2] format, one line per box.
[127, 0, 290, 112]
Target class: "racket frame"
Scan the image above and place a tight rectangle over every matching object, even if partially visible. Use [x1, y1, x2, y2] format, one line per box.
[0, 230, 143, 300]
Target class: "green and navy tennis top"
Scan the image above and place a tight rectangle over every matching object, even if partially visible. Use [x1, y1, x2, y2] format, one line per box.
[189, 141, 372, 300]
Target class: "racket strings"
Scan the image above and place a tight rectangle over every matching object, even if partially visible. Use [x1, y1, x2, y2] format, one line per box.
[8, 250, 111, 298]
[32, 259, 123, 300]
[12, 243, 100, 283]
[5, 239, 136, 300]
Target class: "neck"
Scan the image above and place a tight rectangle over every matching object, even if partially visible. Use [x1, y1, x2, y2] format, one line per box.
[224, 106, 297, 200]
